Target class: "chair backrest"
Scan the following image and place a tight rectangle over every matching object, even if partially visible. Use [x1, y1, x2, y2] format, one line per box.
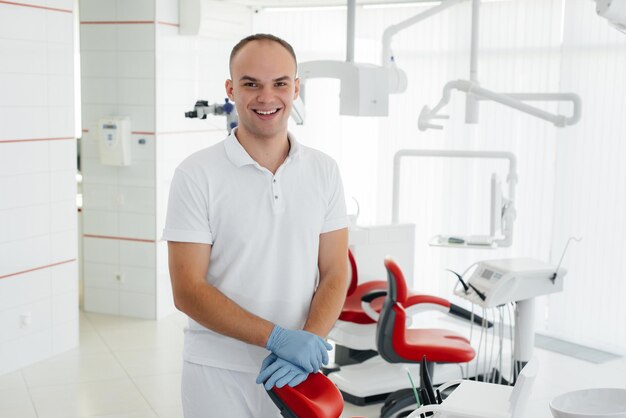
[268, 372, 344, 418]
[376, 257, 410, 363]
[509, 357, 539, 418]
[346, 249, 358, 297]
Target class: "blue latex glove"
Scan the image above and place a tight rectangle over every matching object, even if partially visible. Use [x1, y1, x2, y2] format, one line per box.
[265, 325, 333, 373]
[256, 354, 309, 390]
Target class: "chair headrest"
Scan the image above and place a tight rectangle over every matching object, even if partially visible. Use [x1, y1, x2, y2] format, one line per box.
[269, 372, 344, 418]
[383, 257, 408, 304]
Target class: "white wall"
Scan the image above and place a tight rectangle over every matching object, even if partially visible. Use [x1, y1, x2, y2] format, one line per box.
[0, 0, 79, 375]
[80, 0, 251, 319]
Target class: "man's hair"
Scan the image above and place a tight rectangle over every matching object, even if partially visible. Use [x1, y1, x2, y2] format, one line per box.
[229, 33, 297, 77]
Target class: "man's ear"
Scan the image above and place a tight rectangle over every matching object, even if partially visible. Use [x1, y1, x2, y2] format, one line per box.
[225, 79, 235, 101]
[293, 77, 300, 100]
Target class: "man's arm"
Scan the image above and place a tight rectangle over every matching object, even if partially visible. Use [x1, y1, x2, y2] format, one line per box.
[168, 241, 274, 347]
[303, 227, 349, 337]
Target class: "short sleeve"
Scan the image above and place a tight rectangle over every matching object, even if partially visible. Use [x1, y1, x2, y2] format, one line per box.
[161, 168, 213, 244]
[321, 160, 349, 234]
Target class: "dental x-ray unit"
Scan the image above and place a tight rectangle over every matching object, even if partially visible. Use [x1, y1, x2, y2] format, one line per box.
[418, 0, 582, 131]
[392, 149, 518, 248]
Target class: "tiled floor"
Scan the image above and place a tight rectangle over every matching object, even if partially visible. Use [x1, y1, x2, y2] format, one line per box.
[1, 310, 625, 418]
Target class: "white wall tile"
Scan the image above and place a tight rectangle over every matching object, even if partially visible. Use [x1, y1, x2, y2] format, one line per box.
[0, 329, 51, 376]
[0, 74, 47, 107]
[52, 291, 78, 324]
[119, 241, 155, 268]
[119, 291, 155, 319]
[81, 157, 119, 186]
[49, 139, 77, 171]
[155, 52, 196, 80]
[0, 269, 50, 311]
[117, 0, 154, 21]
[83, 262, 119, 290]
[0, 173, 50, 210]
[0, 141, 49, 177]
[81, 103, 119, 129]
[0, 299, 52, 343]
[0, 39, 47, 74]
[45, 10, 74, 44]
[47, 0, 74, 12]
[50, 169, 77, 202]
[117, 51, 155, 78]
[52, 318, 79, 355]
[84, 287, 119, 315]
[120, 265, 155, 294]
[119, 185, 155, 214]
[80, 25, 116, 51]
[156, 271, 175, 319]
[79, 133, 98, 158]
[156, 78, 195, 106]
[50, 230, 77, 261]
[81, 51, 117, 78]
[47, 75, 75, 106]
[47, 107, 75, 138]
[116, 105, 155, 132]
[51, 200, 77, 232]
[0, 204, 50, 242]
[47, 42, 74, 75]
[119, 212, 155, 239]
[83, 237, 119, 264]
[82, 76, 119, 104]
[0, 107, 49, 140]
[118, 78, 155, 106]
[50, 261, 78, 295]
[0, 235, 51, 277]
[82, 184, 118, 211]
[117, 160, 155, 187]
[0, 5, 47, 42]
[82, 209, 119, 236]
[117, 24, 155, 51]
[130, 134, 155, 162]
[79, 0, 116, 22]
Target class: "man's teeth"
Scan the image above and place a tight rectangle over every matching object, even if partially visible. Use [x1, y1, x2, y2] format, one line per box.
[255, 109, 278, 115]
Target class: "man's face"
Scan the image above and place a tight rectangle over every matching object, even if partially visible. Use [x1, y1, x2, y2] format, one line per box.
[226, 40, 299, 141]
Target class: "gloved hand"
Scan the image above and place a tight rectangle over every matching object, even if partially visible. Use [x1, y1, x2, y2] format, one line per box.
[265, 325, 332, 373]
[256, 354, 309, 390]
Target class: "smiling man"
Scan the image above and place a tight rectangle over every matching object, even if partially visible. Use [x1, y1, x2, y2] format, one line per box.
[163, 34, 349, 418]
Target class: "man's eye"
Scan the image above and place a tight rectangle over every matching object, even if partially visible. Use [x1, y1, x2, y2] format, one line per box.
[244, 83, 257, 87]
[275, 82, 287, 87]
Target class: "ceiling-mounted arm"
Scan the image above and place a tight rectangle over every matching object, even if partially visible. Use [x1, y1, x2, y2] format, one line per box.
[381, 0, 468, 67]
[418, 79, 582, 130]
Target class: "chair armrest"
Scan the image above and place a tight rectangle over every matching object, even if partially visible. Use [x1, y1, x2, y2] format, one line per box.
[404, 294, 451, 317]
[360, 290, 387, 322]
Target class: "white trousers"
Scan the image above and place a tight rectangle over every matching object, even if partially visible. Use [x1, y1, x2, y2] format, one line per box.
[181, 360, 282, 418]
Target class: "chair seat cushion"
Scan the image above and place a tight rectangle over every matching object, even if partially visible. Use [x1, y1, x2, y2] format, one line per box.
[394, 328, 476, 363]
[338, 280, 387, 324]
[270, 372, 344, 418]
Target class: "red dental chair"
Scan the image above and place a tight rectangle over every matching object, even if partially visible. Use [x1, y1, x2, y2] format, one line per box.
[377, 257, 476, 418]
[267, 372, 344, 418]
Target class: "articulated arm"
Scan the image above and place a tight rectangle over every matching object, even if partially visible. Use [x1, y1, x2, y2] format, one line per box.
[419, 79, 582, 130]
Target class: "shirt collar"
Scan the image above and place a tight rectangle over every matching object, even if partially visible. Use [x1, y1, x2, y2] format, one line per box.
[224, 127, 301, 168]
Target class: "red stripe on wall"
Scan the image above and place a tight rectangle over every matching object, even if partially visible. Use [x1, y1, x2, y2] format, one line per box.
[84, 234, 156, 243]
[0, 0, 72, 13]
[157, 21, 179, 27]
[0, 259, 76, 280]
[132, 131, 155, 135]
[0, 137, 74, 144]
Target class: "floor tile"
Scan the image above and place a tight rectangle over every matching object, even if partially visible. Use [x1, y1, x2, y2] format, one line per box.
[0, 386, 38, 418]
[114, 348, 183, 378]
[132, 372, 182, 409]
[29, 378, 152, 418]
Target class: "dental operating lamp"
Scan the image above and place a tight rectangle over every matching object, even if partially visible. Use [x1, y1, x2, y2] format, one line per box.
[596, 0, 626, 34]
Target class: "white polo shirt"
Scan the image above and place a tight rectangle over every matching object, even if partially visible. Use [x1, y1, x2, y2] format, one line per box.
[162, 129, 348, 373]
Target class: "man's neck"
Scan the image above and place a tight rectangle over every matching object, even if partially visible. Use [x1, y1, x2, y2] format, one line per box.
[235, 129, 290, 174]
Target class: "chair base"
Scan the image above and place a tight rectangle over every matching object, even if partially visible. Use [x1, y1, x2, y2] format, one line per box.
[327, 356, 488, 407]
